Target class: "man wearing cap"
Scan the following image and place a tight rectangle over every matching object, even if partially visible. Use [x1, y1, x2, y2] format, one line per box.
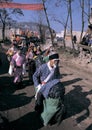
[33, 53, 60, 97]
[33, 52, 65, 126]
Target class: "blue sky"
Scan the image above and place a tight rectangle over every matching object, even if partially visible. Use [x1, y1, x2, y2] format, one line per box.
[13, 0, 92, 33]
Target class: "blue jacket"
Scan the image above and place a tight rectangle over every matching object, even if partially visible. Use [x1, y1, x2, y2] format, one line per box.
[33, 63, 60, 98]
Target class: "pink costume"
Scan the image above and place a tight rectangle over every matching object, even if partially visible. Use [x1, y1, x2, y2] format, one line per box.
[11, 52, 26, 84]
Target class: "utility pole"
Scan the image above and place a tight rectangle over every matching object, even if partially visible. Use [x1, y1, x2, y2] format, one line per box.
[42, 0, 54, 46]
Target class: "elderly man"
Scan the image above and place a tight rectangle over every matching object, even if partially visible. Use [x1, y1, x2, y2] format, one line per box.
[33, 53, 65, 126]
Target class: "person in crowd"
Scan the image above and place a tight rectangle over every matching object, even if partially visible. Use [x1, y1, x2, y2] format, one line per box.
[19, 40, 28, 75]
[6, 43, 18, 62]
[88, 37, 92, 47]
[33, 45, 43, 69]
[10, 34, 15, 43]
[73, 35, 77, 44]
[26, 44, 36, 85]
[21, 40, 28, 55]
[15, 35, 21, 46]
[11, 49, 26, 87]
[7, 42, 18, 76]
[42, 46, 54, 63]
[33, 52, 65, 126]
[36, 45, 42, 55]
[33, 44, 37, 56]
[12, 40, 18, 47]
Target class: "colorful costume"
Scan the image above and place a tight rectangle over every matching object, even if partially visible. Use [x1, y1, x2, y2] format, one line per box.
[11, 51, 26, 85]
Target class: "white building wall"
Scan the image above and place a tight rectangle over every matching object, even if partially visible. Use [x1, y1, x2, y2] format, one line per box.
[56, 30, 86, 42]
[56, 31, 64, 37]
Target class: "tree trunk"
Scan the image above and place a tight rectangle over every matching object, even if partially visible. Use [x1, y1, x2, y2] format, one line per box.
[42, 0, 54, 46]
[63, 5, 70, 49]
[80, 0, 84, 42]
[88, 0, 91, 24]
[69, 0, 75, 51]
[2, 23, 5, 42]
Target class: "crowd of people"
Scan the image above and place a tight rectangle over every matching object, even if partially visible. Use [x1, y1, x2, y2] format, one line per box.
[6, 38, 42, 85]
[81, 24, 92, 47]
[6, 37, 65, 126]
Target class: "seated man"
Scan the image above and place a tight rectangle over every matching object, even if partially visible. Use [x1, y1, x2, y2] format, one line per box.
[33, 53, 65, 126]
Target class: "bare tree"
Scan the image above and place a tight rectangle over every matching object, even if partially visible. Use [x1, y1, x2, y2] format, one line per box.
[42, 0, 55, 46]
[52, 0, 70, 49]
[83, 0, 91, 25]
[67, 0, 75, 50]
[55, 0, 75, 50]
[87, 0, 91, 24]
[79, 0, 85, 42]
[0, 9, 8, 41]
[52, 15, 70, 48]
[51, 0, 75, 50]
[0, 0, 24, 41]
[37, 12, 47, 44]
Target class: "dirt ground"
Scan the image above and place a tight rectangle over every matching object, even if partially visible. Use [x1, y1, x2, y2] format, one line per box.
[58, 47, 92, 130]
[58, 47, 92, 73]
[0, 44, 92, 130]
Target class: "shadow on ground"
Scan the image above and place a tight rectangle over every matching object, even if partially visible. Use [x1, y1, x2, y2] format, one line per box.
[86, 124, 92, 130]
[0, 52, 9, 75]
[64, 85, 92, 125]
[0, 53, 92, 130]
[0, 111, 43, 130]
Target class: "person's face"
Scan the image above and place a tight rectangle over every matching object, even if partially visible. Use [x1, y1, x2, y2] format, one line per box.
[50, 59, 59, 68]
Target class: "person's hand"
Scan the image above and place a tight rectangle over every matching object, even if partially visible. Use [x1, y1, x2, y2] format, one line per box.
[41, 81, 46, 85]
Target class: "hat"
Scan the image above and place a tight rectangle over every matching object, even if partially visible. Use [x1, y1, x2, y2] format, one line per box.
[88, 24, 92, 29]
[49, 53, 59, 60]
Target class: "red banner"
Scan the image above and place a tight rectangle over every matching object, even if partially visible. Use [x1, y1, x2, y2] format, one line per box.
[0, 2, 44, 10]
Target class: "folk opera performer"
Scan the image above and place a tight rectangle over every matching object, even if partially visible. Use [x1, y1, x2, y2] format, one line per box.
[33, 52, 65, 126]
